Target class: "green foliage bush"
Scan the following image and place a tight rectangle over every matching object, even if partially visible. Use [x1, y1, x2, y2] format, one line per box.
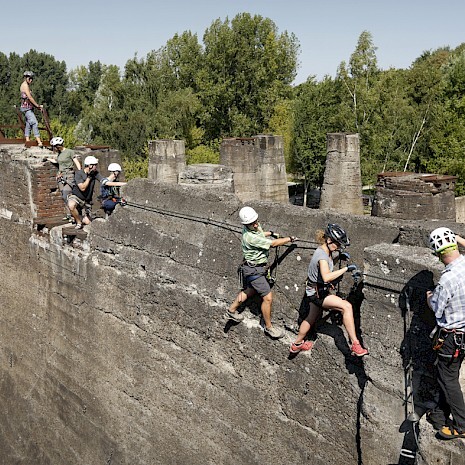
[122, 155, 148, 180]
[49, 119, 81, 147]
[186, 144, 220, 165]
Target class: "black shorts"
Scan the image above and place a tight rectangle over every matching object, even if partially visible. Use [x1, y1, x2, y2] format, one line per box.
[307, 289, 330, 308]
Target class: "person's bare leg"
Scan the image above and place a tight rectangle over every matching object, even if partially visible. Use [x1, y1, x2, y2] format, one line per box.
[229, 287, 256, 313]
[293, 303, 322, 344]
[261, 292, 273, 329]
[322, 294, 359, 343]
[68, 200, 82, 225]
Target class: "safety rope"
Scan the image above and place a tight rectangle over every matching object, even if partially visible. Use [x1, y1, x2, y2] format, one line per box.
[123, 201, 433, 294]
[125, 200, 319, 249]
[362, 272, 433, 293]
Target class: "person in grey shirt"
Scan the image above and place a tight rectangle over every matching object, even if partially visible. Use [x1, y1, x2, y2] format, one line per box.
[290, 223, 368, 357]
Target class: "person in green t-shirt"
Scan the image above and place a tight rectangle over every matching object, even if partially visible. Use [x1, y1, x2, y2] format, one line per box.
[225, 206, 297, 339]
[48, 137, 81, 221]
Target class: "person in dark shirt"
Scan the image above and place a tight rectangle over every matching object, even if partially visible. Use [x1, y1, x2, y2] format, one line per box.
[67, 156, 123, 229]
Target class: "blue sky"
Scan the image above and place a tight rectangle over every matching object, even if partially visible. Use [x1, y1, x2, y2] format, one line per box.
[2, 0, 464, 84]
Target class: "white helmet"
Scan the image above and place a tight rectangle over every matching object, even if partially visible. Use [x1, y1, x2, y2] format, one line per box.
[239, 206, 258, 225]
[50, 137, 64, 147]
[108, 163, 122, 172]
[429, 227, 457, 254]
[84, 155, 99, 166]
[23, 70, 34, 78]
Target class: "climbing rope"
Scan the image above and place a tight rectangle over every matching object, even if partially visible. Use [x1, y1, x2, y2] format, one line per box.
[124, 201, 433, 293]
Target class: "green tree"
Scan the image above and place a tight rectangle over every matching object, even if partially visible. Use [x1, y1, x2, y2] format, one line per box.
[290, 77, 340, 204]
[0, 50, 68, 131]
[198, 13, 299, 139]
[423, 47, 465, 194]
[66, 61, 103, 120]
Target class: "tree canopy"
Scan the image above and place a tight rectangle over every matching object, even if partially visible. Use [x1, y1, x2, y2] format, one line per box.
[1, 22, 465, 193]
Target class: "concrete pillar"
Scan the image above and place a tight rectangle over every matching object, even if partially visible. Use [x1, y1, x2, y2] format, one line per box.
[256, 135, 289, 204]
[456, 196, 465, 223]
[319, 133, 364, 215]
[220, 138, 258, 202]
[220, 135, 288, 204]
[148, 140, 186, 183]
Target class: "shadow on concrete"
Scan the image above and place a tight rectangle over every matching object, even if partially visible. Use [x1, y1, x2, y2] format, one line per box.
[396, 270, 437, 465]
[293, 278, 369, 386]
[292, 278, 370, 465]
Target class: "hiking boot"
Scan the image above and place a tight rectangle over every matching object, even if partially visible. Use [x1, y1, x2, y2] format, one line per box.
[224, 310, 244, 322]
[438, 425, 465, 440]
[264, 326, 284, 339]
[351, 341, 369, 357]
[290, 340, 313, 354]
[74, 223, 83, 230]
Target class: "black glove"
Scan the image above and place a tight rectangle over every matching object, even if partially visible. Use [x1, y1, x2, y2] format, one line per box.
[346, 264, 358, 272]
[289, 236, 297, 243]
[339, 252, 350, 261]
[269, 231, 280, 239]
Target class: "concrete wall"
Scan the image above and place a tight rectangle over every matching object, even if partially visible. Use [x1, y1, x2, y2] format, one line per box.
[147, 135, 289, 203]
[0, 148, 464, 464]
[0, 145, 123, 225]
[178, 163, 234, 192]
[148, 139, 186, 183]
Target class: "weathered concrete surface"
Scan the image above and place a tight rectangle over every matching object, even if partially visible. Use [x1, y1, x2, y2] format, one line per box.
[320, 133, 364, 215]
[1, 157, 465, 464]
[178, 163, 233, 191]
[372, 172, 457, 221]
[361, 243, 465, 464]
[456, 195, 465, 223]
[220, 135, 289, 204]
[148, 139, 186, 184]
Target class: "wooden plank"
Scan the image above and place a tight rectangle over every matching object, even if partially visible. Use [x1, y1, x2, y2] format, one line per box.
[62, 226, 87, 240]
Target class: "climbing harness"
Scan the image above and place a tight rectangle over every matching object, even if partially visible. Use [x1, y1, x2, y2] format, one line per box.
[431, 327, 465, 359]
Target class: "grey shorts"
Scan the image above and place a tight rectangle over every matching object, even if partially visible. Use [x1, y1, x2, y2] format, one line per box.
[246, 275, 271, 297]
[241, 264, 271, 297]
[68, 195, 91, 218]
[67, 194, 86, 209]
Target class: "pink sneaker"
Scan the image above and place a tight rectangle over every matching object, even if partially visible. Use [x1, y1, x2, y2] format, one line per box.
[290, 340, 314, 354]
[351, 341, 368, 357]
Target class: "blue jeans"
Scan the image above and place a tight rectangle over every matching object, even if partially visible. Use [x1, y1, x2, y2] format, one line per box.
[102, 199, 118, 214]
[22, 109, 39, 137]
